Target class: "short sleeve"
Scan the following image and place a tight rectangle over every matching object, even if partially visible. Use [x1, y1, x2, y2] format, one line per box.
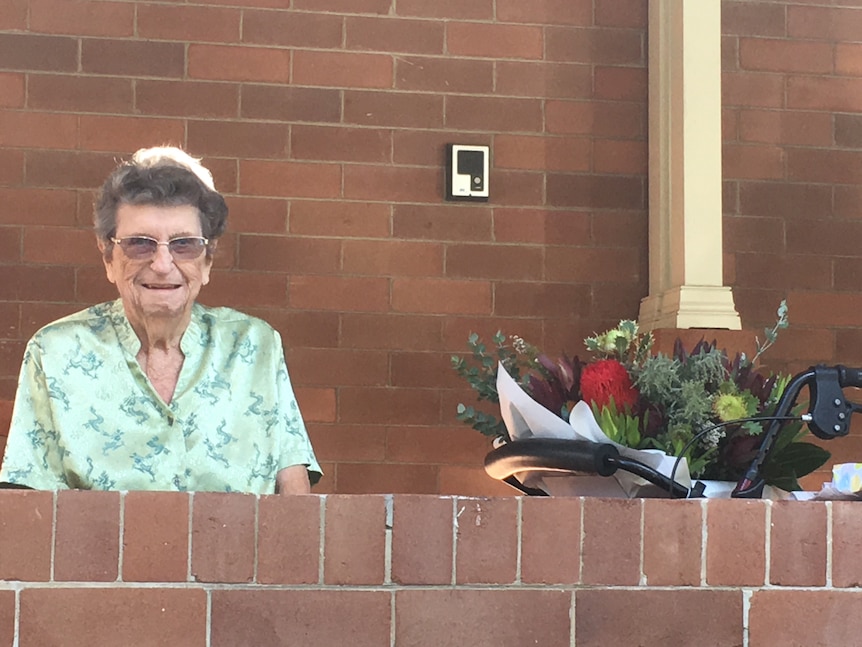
[272, 331, 322, 485]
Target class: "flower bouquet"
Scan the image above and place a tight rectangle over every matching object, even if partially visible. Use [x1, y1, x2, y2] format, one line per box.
[452, 301, 830, 496]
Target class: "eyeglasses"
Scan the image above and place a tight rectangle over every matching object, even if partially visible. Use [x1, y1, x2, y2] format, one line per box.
[110, 235, 209, 260]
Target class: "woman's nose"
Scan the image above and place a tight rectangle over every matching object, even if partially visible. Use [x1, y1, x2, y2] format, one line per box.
[149, 244, 175, 272]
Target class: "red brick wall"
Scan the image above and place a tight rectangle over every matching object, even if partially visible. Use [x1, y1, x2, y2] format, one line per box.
[722, 0, 862, 483]
[2, 490, 860, 645]
[1, 0, 861, 494]
[0, 0, 650, 494]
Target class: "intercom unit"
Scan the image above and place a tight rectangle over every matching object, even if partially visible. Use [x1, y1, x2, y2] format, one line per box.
[445, 144, 489, 202]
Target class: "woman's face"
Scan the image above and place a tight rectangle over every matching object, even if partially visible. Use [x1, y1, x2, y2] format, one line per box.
[101, 203, 213, 331]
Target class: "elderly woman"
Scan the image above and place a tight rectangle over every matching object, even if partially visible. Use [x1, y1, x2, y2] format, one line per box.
[0, 147, 320, 494]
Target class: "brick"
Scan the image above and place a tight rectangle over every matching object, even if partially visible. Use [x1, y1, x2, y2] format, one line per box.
[454, 497, 517, 584]
[344, 90, 444, 128]
[396, 0, 493, 20]
[788, 6, 862, 41]
[340, 313, 442, 350]
[262, 310, 340, 349]
[723, 71, 784, 108]
[396, 589, 572, 645]
[342, 240, 443, 276]
[123, 491, 189, 583]
[446, 243, 542, 280]
[447, 22, 542, 59]
[243, 10, 342, 48]
[0, 73, 25, 108]
[0, 303, 19, 338]
[501, 57, 590, 98]
[0, 490, 53, 581]
[323, 495, 385, 584]
[392, 278, 491, 315]
[725, 143, 784, 180]
[739, 109, 832, 147]
[581, 498, 640, 585]
[576, 589, 743, 646]
[307, 424, 387, 462]
[706, 499, 766, 586]
[497, 0, 591, 25]
[0, 589, 11, 647]
[385, 426, 492, 463]
[137, 80, 239, 118]
[521, 497, 581, 584]
[189, 44, 291, 83]
[837, 43, 862, 76]
[199, 271, 288, 308]
[30, 0, 134, 36]
[596, 0, 647, 28]
[344, 165, 439, 203]
[835, 258, 862, 291]
[79, 116, 185, 153]
[335, 462, 440, 494]
[293, 0, 391, 12]
[788, 76, 862, 112]
[396, 56, 494, 94]
[138, 4, 240, 42]
[81, 39, 184, 77]
[493, 208, 591, 245]
[0, 266, 74, 301]
[211, 590, 390, 646]
[24, 227, 102, 266]
[347, 16, 444, 54]
[290, 200, 391, 238]
[739, 181, 832, 220]
[592, 210, 648, 247]
[193, 0, 287, 7]
[546, 100, 646, 137]
[293, 387, 336, 423]
[547, 174, 645, 210]
[546, 27, 644, 65]
[291, 125, 392, 163]
[287, 347, 388, 386]
[595, 65, 647, 101]
[788, 218, 862, 257]
[20, 588, 207, 645]
[257, 494, 320, 584]
[494, 282, 591, 318]
[835, 500, 862, 587]
[393, 204, 492, 242]
[338, 386, 441, 425]
[770, 500, 827, 586]
[289, 275, 389, 311]
[749, 590, 862, 645]
[0, 33, 77, 72]
[595, 139, 648, 174]
[835, 185, 862, 218]
[241, 85, 341, 122]
[389, 352, 462, 390]
[786, 291, 862, 328]
[294, 50, 393, 89]
[391, 495, 453, 584]
[0, 0, 26, 30]
[722, 1, 786, 37]
[446, 96, 543, 132]
[740, 38, 833, 74]
[239, 235, 339, 273]
[188, 121, 289, 159]
[494, 135, 591, 172]
[54, 490, 120, 582]
[190, 492, 255, 583]
[0, 188, 77, 226]
[735, 252, 830, 290]
[490, 170, 545, 206]
[28, 75, 134, 113]
[643, 499, 703, 586]
[835, 113, 862, 148]
[225, 196, 287, 234]
[240, 160, 341, 199]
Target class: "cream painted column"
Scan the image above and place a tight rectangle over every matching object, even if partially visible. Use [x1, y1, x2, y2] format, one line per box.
[637, 0, 741, 330]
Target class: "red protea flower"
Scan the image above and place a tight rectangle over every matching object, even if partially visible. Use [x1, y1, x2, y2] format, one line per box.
[579, 359, 639, 410]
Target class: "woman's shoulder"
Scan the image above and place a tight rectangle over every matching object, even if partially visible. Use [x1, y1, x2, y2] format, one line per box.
[31, 301, 122, 343]
[192, 303, 278, 340]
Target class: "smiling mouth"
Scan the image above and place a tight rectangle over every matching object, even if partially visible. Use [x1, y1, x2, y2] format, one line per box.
[141, 283, 181, 290]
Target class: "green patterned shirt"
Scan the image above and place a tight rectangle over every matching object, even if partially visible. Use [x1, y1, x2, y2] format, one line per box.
[0, 299, 321, 493]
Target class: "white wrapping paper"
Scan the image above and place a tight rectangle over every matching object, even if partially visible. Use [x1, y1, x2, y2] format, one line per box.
[496, 361, 692, 498]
